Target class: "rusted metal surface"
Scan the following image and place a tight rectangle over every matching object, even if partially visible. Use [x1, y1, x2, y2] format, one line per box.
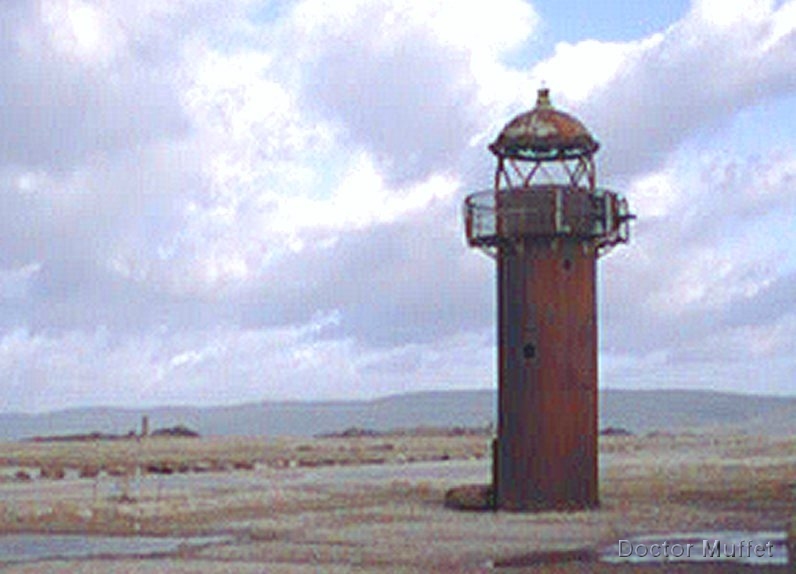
[464, 185, 632, 255]
[496, 239, 598, 510]
[463, 88, 632, 512]
[489, 89, 599, 161]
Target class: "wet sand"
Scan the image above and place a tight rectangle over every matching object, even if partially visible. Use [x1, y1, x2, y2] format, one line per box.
[0, 432, 793, 572]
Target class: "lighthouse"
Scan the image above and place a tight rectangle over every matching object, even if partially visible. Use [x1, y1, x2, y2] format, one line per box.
[464, 89, 633, 511]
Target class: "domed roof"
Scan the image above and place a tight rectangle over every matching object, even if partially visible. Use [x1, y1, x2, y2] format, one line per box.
[489, 89, 599, 161]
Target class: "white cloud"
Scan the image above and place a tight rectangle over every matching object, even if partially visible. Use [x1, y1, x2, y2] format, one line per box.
[532, 35, 664, 105]
[0, 263, 41, 300]
[287, 0, 537, 184]
[1, 0, 796, 412]
[291, 0, 537, 54]
[0, 319, 493, 412]
[530, 0, 796, 179]
[271, 154, 459, 236]
[627, 166, 684, 219]
[602, 147, 796, 393]
[693, 0, 775, 29]
[39, 0, 124, 65]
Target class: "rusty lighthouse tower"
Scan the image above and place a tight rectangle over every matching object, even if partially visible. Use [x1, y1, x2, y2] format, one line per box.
[464, 89, 633, 511]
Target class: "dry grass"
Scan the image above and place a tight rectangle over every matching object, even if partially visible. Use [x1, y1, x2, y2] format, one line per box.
[0, 434, 489, 476]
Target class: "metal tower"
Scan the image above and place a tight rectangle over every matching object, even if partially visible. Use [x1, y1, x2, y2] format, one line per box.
[464, 89, 633, 511]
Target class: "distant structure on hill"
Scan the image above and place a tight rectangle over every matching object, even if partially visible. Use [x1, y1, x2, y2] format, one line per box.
[151, 425, 200, 438]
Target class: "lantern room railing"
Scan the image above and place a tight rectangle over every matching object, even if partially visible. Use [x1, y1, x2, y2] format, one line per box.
[464, 185, 632, 256]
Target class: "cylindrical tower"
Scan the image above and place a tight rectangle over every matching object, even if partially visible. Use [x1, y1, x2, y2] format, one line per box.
[464, 89, 633, 511]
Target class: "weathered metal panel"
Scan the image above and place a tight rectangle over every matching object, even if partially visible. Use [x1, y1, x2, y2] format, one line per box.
[496, 238, 598, 511]
[464, 186, 632, 255]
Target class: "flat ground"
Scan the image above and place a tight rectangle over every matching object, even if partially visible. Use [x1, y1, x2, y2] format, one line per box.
[0, 432, 793, 572]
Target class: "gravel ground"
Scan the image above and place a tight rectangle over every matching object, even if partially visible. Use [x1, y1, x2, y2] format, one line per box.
[0, 432, 792, 572]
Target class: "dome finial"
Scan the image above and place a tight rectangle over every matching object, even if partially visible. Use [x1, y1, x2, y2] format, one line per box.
[536, 86, 551, 109]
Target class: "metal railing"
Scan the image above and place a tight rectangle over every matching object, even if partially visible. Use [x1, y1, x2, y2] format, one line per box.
[464, 185, 632, 256]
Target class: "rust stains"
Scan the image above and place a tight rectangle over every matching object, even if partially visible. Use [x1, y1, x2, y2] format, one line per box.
[489, 89, 599, 161]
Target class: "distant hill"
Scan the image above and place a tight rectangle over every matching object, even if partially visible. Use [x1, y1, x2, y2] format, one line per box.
[0, 389, 794, 442]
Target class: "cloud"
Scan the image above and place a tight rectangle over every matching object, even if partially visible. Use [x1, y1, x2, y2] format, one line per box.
[532, 0, 796, 179]
[0, 320, 494, 412]
[517, 0, 796, 394]
[0, 262, 41, 300]
[0, 1, 200, 170]
[1, 0, 796, 411]
[600, 148, 796, 395]
[287, 0, 538, 185]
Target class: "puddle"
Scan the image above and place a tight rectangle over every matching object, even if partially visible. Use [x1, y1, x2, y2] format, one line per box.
[601, 531, 789, 565]
[0, 534, 232, 564]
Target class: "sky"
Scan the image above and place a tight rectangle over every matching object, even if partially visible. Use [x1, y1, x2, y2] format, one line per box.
[0, 0, 794, 412]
